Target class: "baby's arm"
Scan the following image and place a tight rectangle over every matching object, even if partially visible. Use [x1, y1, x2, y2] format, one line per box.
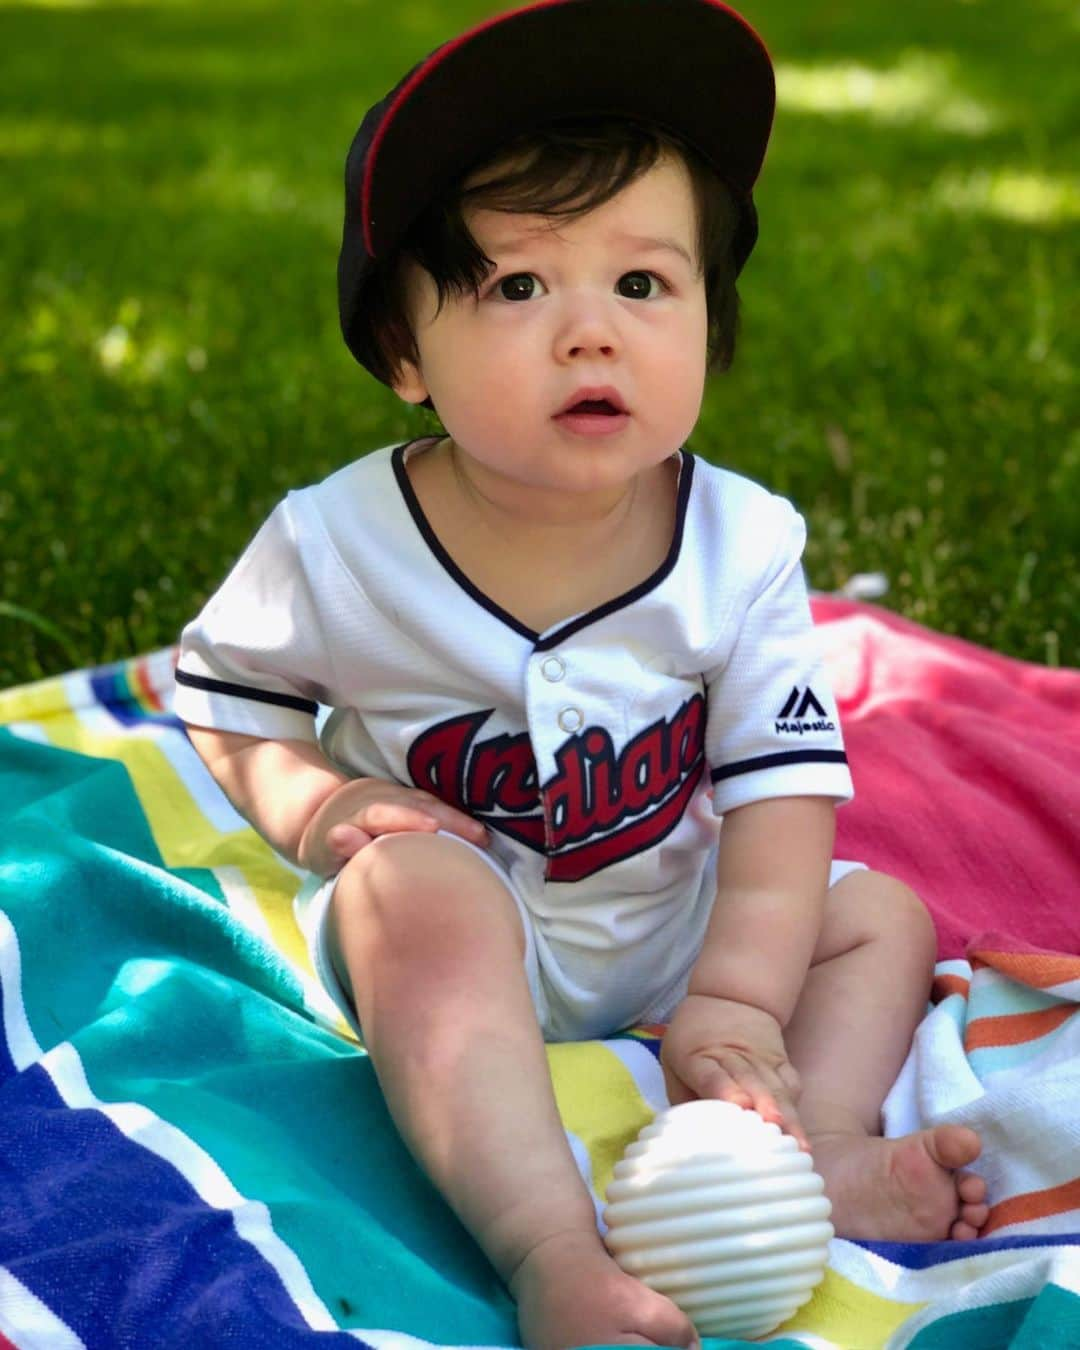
[661, 795, 835, 1148]
[187, 726, 487, 877]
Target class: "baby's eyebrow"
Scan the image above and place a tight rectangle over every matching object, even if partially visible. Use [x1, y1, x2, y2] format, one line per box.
[611, 233, 695, 268]
[482, 230, 695, 269]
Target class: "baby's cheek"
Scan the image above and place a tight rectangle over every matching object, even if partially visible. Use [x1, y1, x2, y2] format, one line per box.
[448, 393, 518, 451]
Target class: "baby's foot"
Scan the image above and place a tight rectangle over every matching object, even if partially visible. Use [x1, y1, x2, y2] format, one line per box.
[509, 1229, 699, 1350]
[809, 1125, 989, 1242]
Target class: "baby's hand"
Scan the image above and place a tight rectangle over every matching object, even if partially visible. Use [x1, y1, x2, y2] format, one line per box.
[297, 777, 488, 876]
[660, 994, 808, 1150]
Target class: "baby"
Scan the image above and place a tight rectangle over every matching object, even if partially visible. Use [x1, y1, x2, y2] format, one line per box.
[175, 1, 988, 1345]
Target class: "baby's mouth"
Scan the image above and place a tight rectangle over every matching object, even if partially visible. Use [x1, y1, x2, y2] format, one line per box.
[555, 387, 630, 417]
[552, 395, 632, 436]
[567, 399, 620, 416]
[553, 387, 630, 432]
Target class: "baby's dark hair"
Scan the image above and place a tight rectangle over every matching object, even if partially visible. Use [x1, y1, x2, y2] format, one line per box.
[352, 118, 743, 396]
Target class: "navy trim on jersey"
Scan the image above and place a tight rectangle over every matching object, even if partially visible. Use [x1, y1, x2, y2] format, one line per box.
[711, 748, 848, 782]
[393, 441, 537, 642]
[538, 451, 695, 651]
[175, 668, 319, 716]
[392, 441, 695, 650]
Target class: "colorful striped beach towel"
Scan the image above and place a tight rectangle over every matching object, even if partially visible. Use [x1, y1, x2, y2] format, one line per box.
[0, 597, 1078, 1348]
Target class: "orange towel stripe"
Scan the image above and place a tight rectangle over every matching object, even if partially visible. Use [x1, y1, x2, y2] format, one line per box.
[133, 658, 165, 713]
[632, 1023, 667, 1040]
[964, 1003, 1074, 1051]
[969, 948, 1080, 989]
[981, 1175, 1080, 1236]
[932, 973, 970, 1001]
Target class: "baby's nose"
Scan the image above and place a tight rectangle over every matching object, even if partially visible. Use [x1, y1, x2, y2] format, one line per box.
[555, 291, 620, 360]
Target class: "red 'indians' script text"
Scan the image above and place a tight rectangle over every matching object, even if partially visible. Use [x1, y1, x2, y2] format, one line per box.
[405, 694, 705, 881]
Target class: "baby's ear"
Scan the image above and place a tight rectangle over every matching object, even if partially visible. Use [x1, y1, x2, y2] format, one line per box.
[391, 357, 430, 406]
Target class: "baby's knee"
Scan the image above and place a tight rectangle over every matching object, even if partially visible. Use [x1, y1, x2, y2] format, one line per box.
[332, 832, 524, 959]
[333, 831, 450, 929]
[851, 870, 937, 957]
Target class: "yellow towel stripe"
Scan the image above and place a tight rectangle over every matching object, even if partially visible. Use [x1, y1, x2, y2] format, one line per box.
[0, 671, 74, 724]
[17, 716, 314, 980]
[547, 1041, 655, 1202]
[781, 1266, 926, 1345]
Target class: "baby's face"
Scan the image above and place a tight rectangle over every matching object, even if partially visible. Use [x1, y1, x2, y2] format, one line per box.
[392, 153, 709, 509]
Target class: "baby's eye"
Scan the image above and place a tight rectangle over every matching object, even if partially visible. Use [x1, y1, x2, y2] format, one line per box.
[616, 271, 664, 299]
[496, 273, 545, 302]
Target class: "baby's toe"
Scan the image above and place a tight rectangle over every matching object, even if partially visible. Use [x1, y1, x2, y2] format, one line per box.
[957, 1170, 987, 1205]
[927, 1125, 982, 1171]
[960, 1199, 990, 1230]
[953, 1168, 989, 1238]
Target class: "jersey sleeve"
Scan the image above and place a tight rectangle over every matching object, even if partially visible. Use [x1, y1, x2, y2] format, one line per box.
[173, 496, 336, 744]
[703, 497, 854, 815]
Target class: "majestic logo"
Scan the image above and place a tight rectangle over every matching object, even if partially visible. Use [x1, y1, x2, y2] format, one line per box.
[406, 695, 706, 882]
[775, 685, 836, 735]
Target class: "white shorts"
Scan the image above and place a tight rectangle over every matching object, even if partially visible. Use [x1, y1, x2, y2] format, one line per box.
[294, 833, 867, 1044]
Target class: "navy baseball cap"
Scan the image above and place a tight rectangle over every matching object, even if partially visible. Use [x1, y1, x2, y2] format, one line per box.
[338, 0, 776, 381]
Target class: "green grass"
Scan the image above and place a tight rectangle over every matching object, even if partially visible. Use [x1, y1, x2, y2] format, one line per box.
[1, 0, 1076, 687]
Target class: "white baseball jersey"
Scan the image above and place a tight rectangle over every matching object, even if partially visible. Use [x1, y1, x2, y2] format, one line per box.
[175, 437, 854, 1038]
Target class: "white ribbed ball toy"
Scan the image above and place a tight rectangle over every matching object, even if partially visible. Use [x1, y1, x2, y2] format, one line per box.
[603, 1100, 833, 1340]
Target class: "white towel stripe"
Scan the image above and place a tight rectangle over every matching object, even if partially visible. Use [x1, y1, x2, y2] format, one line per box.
[0, 912, 339, 1334]
[0, 1267, 87, 1350]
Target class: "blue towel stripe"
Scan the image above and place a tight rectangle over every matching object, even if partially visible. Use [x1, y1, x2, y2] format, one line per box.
[857, 1232, 1080, 1269]
[0, 1041, 363, 1347]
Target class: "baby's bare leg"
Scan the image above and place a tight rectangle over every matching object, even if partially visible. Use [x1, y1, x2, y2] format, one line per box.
[785, 871, 988, 1241]
[330, 833, 697, 1350]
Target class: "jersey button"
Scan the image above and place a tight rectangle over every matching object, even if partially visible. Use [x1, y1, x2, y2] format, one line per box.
[540, 656, 566, 682]
[557, 707, 584, 733]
